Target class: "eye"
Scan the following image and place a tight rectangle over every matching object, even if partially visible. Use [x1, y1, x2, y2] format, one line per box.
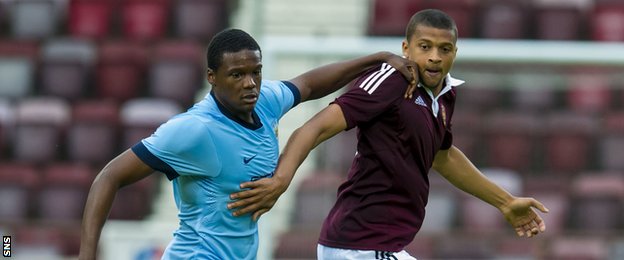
[442, 47, 452, 53]
[231, 72, 242, 79]
[420, 44, 429, 50]
[253, 70, 262, 77]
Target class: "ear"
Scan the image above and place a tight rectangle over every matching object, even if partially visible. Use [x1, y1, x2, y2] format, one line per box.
[401, 39, 409, 59]
[207, 68, 216, 86]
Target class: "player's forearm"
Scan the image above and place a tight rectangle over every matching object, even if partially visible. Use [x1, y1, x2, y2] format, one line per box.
[297, 51, 396, 100]
[273, 126, 323, 188]
[433, 146, 514, 210]
[79, 173, 118, 260]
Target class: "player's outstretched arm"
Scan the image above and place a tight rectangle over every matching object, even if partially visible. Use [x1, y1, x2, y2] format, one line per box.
[432, 145, 549, 238]
[289, 51, 418, 102]
[79, 150, 154, 260]
[228, 104, 347, 221]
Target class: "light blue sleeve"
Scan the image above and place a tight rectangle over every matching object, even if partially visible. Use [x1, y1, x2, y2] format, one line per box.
[258, 80, 301, 119]
[141, 115, 221, 178]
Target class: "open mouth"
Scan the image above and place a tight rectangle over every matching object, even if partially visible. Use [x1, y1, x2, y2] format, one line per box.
[242, 93, 258, 103]
[425, 68, 441, 77]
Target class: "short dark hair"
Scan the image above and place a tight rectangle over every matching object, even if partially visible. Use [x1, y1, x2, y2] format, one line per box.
[206, 28, 261, 70]
[405, 9, 457, 42]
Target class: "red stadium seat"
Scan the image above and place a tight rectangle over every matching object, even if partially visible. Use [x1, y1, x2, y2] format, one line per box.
[13, 97, 71, 163]
[95, 41, 149, 101]
[535, 5, 585, 40]
[479, 1, 530, 39]
[566, 70, 612, 113]
[548, 236, 609, 260]
[109, 173, 160, 220]
[148, 40, 204, 106]
[591, 2, 624, 42]
[174, 0, 228, 41]
[0, 163, 39, 223]
[273, 227, 319, 260]
[368, 0, 422, 36]
[67, 0, 113, 39]
[483, 111, 541, 172]
[568, 173, 624, 234]
[544, 112, 597, 174]
[522, 177, 570, 235]
[67, 99, 120, 164]
[37, 163, 95, 221]
[292, 171, 343, 228]
[121, 0, 170, 42]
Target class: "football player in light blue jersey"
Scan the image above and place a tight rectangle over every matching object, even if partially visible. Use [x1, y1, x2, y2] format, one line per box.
[79, 28, 418, 260]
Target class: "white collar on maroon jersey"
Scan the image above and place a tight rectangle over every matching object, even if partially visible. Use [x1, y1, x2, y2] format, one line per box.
[418, 74, 465, 117]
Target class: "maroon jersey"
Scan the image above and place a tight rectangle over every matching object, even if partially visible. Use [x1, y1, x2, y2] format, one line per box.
[319, 63, 463, 252]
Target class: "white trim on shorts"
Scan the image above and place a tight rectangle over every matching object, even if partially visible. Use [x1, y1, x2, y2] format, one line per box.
[317, 244, 417, 260]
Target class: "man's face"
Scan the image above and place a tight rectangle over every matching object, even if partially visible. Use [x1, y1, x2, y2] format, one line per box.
[402, 24, 457, 90]
[208, 49, 262, 120]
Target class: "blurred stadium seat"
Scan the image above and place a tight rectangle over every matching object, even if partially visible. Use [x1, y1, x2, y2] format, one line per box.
[273, 227, 319, 260]
[174, 0, 228, 41]
[483, 111, 541, 172]
[0, 98, 15, 159]
[119, 98, 181, 149]
[534, 2, 585, 40]
[148, 40, 204, 106]
[566, 70, 612, 114]
[548, 236, 609, 260]
[291, 171, 343, 228]
[67, 0, 113, 39]
[568, 173, 624, 234]
[121, 0, 170, 42]
[0, 41, 38, 98]
[419, 172, 458, 235]
[37, 163, 95, 221]
[95, 41, 149, 101]
[433, 234, 494, 259]
[67, 99, 120, 163]
[368, 0, 421, 36]
[478, 0, 530, 39]
[458, 168, 523, 234]
[0, 163, 39, 223]
[109, 173, 160, 220]
[544, 112, 597, 174]
[591, 1, 624, 41]
[599, 111, 624, 171]
[9, 0, 61, 39]
[12, 97, 71, 163]
[523, 176, 571, 235]
[39, 38, 97, 100]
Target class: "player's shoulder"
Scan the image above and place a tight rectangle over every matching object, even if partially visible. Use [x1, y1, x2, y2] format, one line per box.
[351, 63, 408, 97]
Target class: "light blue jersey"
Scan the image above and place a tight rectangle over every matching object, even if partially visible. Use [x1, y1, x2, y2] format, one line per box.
[132, 80, 300, 260]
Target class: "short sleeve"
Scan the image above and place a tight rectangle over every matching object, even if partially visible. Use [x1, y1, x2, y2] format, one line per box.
[134, 115, 221, 180]
[257, 80, 301, 119]
[333, 64, 407, 130]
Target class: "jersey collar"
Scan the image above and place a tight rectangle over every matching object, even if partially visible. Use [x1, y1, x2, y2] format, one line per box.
[418, 74, 465, 117]
[210, 91, 263, 130]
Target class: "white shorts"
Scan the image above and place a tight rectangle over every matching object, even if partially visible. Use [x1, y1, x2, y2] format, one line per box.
[317, 244, 417, 260]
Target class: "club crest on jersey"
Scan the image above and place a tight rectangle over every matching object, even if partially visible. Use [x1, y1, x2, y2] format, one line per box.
[441, 104, 447, 128]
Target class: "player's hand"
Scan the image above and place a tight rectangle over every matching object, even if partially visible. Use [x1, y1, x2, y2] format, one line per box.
[500, 197, 549, 238]
[384, 53, 418, 99]
[228, 175, 289, 221]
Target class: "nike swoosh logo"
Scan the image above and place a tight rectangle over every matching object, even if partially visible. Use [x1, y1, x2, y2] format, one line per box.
[243, 154, 257, 164]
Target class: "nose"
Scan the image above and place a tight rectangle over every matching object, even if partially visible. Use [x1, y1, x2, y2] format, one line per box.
[428, 49, 442, 64]
[243, 74, 257, 89]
